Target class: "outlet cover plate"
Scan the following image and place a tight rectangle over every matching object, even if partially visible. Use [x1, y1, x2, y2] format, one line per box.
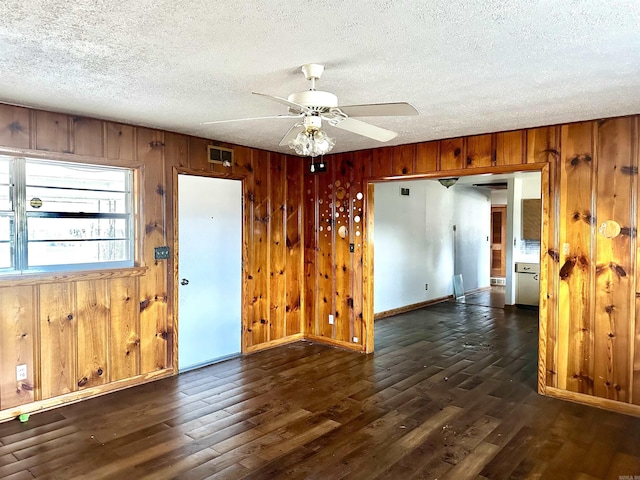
[154, 246, 170, 260]
[16, 364, 27, 381]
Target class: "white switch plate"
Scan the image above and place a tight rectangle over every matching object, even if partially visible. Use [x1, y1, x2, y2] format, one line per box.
[16, 364, 27, 381]
[353, 336, 358, 343]
[328, 314, 334, 325]
[563, 243, 570, 255]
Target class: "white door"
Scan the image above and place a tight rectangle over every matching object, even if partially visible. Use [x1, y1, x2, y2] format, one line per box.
[178, 174, 242, 371]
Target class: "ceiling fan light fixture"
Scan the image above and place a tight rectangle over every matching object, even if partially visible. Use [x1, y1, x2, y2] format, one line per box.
[288, 128, 335, 157]
[288, 115, 335, 157]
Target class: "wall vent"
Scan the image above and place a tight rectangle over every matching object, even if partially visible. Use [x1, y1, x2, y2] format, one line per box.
[208, 145, 233, 166]
[400, 187, 410, 196]
[490, 277, 506, 286]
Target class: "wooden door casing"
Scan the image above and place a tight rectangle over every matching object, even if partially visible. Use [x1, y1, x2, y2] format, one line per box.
[491, 206, 507, 278]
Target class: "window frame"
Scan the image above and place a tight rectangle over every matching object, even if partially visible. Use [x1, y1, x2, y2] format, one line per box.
[0, 155, 136, 275]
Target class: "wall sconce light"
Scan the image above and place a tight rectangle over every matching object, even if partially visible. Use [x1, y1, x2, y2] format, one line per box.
[438, 178, 458, 188]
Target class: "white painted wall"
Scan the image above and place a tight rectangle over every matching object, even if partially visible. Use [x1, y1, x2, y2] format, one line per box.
[491, 189, 507, 205]
[505, 178, 520, 305]
[521, 175, 542, 199]
[373, 180, 490, 313]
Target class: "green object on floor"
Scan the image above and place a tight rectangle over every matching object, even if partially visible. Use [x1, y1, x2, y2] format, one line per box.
[18, 413, 29, 423]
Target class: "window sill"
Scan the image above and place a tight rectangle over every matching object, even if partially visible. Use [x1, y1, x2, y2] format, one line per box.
[0, 266, 149, 287]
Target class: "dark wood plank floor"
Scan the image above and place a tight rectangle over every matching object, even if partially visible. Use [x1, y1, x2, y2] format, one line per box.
[461, 286, 505, 309]
[1, 297, 639, 479]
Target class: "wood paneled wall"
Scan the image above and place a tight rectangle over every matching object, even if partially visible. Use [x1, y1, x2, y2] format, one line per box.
[302, 125, 556, 349]
[0, 104, 303, 420]
[1, 100, 639, 419]
[303, 117, 640, 415]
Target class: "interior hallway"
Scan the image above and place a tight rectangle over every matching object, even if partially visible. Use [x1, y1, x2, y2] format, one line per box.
[0, 300, 638, 479]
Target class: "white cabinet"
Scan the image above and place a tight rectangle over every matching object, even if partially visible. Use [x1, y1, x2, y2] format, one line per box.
[515, 263, 539, 306]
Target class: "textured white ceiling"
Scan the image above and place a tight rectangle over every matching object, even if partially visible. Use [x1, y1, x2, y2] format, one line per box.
[1, 1, 638, 155]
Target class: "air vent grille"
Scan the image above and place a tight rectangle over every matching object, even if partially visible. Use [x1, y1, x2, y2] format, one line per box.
[208, 145, 233, 166]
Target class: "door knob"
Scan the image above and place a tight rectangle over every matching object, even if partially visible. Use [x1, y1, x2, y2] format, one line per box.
[181, 278, 189, 286]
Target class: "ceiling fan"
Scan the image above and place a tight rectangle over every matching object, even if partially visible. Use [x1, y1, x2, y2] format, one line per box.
[202, 64, 419, 157]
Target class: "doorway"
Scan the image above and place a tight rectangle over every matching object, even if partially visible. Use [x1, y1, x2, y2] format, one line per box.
[177, 174, 242, 372]
[371, 170, 543, 316]
[490, 205, 507, 279]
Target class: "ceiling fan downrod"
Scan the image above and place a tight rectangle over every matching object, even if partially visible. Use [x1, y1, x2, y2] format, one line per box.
[301, 63, 325, 91]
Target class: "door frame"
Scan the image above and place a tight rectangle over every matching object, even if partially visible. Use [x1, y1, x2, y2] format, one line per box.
[363, 162, 550, 395]
[490, 205, 507, 278]
[172, 167, 246, 372]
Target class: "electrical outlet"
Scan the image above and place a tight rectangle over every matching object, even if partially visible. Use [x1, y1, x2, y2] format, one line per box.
[353, 336, 359, 343]
[328, 314, 334, 325]
[16, 364, 27, 382]
[425, 283, 429, 290]
[154, 246, 170, 260]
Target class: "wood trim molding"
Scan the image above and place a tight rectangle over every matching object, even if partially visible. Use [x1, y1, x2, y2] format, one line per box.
[545, 386, 640, 418]
[363, 182, 375, 353]
[304, 334, 365, 353]
[538, 162, 551, 395]
[172, 167, 180, 372]
[371, 161, 544, 182]
[375, 296, 453, 320]
[174, 165, 246, 181]
[0, 367, 173, 423]
[0, 266, 148, 287]
[0, 145, 144, 168]
[244, 333, 305, 354]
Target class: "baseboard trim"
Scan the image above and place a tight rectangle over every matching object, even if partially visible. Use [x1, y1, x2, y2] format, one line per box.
[545, 386, 640, 418]
[304, 334, 365, 352]
[0, 367, 174, 423]
[375, 295, 453, 320]
[464, 285, 492, 295]
[245, 333, 304, 354]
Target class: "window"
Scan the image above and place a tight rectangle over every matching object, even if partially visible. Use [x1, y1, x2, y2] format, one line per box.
[0, 156, 134, 274]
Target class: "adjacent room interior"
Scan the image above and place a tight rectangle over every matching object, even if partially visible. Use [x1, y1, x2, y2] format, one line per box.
[373, 170, 542, 316]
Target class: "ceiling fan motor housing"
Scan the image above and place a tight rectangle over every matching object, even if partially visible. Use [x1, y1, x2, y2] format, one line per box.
[287, 90, 338, 111]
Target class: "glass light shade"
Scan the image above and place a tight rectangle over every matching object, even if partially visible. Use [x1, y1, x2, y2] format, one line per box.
[288, 128, 335, 157]
[438, 178, 458, 188]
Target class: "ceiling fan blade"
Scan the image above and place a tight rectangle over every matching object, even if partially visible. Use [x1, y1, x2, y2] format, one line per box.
[201, 114, 301, 125]
[332, 117, 398, 142]
[252, 92, 310, 114]
[279, 123, 305, 146]
[337, 102, 419, 117]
